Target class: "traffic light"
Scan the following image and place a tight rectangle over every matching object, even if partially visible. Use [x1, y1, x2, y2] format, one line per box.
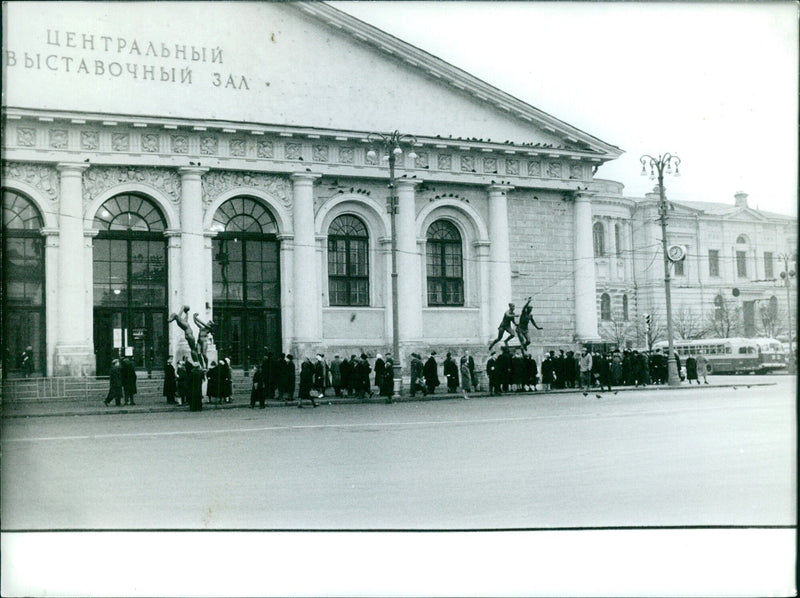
[645, 313, 651, 327]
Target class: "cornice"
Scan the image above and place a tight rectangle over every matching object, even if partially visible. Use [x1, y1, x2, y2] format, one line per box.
[292, 2, 623, 161]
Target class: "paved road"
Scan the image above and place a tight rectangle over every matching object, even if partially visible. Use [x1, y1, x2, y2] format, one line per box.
[2, 376, 795, 530]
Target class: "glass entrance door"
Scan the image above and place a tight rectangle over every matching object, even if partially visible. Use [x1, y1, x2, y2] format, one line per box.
[94, 309, 167, 375]
[212, 308, 280, 368]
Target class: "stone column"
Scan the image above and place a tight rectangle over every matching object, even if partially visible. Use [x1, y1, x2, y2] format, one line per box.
[291, 172, 321, 350]
[396, 179, 423, 347]
[41, 228, 59, 377]
[164, 229, 183, 358]
[487, 184, 514, 329]
[178, 167, 209, 333]
[277, 233, 295, 350]
[574, 191, 600, 342]
[53, 162, 92, 376]
[84, 229, 99, 361]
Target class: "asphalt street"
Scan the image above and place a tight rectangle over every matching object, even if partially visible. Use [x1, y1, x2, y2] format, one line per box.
[2, 375, 795, 531]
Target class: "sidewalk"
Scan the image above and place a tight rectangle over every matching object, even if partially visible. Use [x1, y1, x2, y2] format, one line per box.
[1, 379, 777, 419]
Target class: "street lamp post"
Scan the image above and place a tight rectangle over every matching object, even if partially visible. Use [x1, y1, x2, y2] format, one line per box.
[367, 131, 417, 403]
[778, 253, 796, 373]
[641, 153, 682, 386]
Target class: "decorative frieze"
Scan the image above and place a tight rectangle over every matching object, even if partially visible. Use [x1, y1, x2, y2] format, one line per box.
[569, 163, 583, 179]
[257, 140, 274, 159]
[285, 142, 303, 160]
[17, 127, 36, 147]
[49, 129, 68, 149]
[200, 136, 219, 155]
[202, 170, 292, 209]
[229, 138, 247, 157]
[461, 155, 475, 172]
[437, 153, 452, 170]
[528, 160, 541, 176]
[547, 162, 562, 178]
[80, 130, 100, 150]
[170, 134, 188, 154]
[414, 151, 429, 169]
[2, 162, 59, 201]
[338, 146, 354, 164]
[312, 144, 329, 162]
[484, 157, 498, 174]
[141, 134, 160, 153]
[111, 133, 130, 152]
[82, 166, 181, 203]
[505, 158, 519, 176]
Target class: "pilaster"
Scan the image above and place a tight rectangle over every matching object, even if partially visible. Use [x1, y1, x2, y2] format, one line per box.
[473, 240, 492, 341]
[395, 179, 423, 344]
[178, 167, 209, 324]
[574, 191, 600, 342]
[41, 228, 60, 377]
[487, 184, 513, 329]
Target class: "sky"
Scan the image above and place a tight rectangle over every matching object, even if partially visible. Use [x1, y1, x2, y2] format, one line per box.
[330, 1, 798, 216]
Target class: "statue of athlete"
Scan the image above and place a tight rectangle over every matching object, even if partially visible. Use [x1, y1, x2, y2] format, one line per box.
[488, 302, 517, 350]
[516, 296, 542, 351]
[168, 305, 200, 364]
[193, 312, 215, 369]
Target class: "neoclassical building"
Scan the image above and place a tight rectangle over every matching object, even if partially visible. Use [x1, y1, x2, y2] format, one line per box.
[2, 2, 794, 379]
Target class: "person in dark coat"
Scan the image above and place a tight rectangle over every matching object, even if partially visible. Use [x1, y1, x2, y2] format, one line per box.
[466, 351, 478, 391]
[189, 361, 205, 412]
[278, 354, 296, 401]
[486, 351, 497, 395]
[356, 354, 372, 400]
[443, 352, 458, 393]
[347, 355, 359, 396]
[541, 351, 555, 391]
[685, 355, 699, 384]
[206, 361, 220, 403]
[611, 350, 623, 386]
[250, 364, 266, 408]
[163, 356, 177, 404]
[495, 346, 512, 393]
[511, 349, 526, 391]
[674, 352, 684, 382]
[380, 354, 395, 399]
[330, 355, 343, 396]
[298, 356, 318, 408]
[409, 353, 426, 397]
[220, 358, 233, 403]
[597, 352, 612, 392]
[339, 355, 352, 397]
[313, 355, 325, 398]
[424, 352, 440, 394]
[374, 354, 385, 393]
[552, 351, 564, 389]
[525, 352, 538, 391]
[176, 358, 190, 405]
[121, 357, 137, 405]
[261, 351, 275, 402]
[104, 358, 124, 406]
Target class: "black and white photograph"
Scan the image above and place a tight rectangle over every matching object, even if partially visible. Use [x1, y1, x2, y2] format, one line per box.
[1, 1, 797, 596]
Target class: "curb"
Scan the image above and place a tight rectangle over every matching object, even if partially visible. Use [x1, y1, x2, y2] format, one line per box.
[0, 381, 777, 419]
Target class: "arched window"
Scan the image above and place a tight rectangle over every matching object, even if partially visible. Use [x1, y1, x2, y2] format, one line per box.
[593, 221, 605, 256]
[600, 293, 611, 320]
[622, 294, 629, 321]
[426, 220, 464, 306]
[615, 223, 622, 256]
[736, 235, 748, 277]
[327, 214, 369, 306]
[93, 193, 168, 374]
[212, 197, 281, 366]
[2, 190, 45, 377]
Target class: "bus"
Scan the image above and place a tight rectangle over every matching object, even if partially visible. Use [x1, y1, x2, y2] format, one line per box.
[653, 337, 787, 375]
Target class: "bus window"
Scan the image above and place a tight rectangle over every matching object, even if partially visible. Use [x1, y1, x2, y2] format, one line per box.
[738, 347, 748, 354]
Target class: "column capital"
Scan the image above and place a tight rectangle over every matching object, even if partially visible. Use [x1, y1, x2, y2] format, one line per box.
[396, 178, 423, 190]
[178, 166, 210, 178]
[56, 162, 90, 175]
[40, 227, 60, 237]
[487, 183, 514, 194]
[291, 172, 321, 183]
[276, 233, 294, 242]
[573, 190, 597, 203]
[83, 228, 100, 238]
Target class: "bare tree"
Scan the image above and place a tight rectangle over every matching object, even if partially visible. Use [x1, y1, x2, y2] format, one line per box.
[757, 297, 782, 338]
[599, 316, 636, 349]
[673, 304, 710, 340]
[707, 293, 741, 338]
[644, 311, 666, 351]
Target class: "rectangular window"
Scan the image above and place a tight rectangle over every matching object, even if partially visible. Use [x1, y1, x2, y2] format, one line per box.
[736, 250, 747, 277]
[764, 252, 774, 278]
[708, 250, 719, 277]
[674, 259, 684, 276]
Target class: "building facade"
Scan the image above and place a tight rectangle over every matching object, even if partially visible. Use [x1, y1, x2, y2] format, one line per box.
[2, 2, 795, 380]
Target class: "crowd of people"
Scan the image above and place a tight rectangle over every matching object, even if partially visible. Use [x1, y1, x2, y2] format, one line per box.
[115, 343, 712, 412]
